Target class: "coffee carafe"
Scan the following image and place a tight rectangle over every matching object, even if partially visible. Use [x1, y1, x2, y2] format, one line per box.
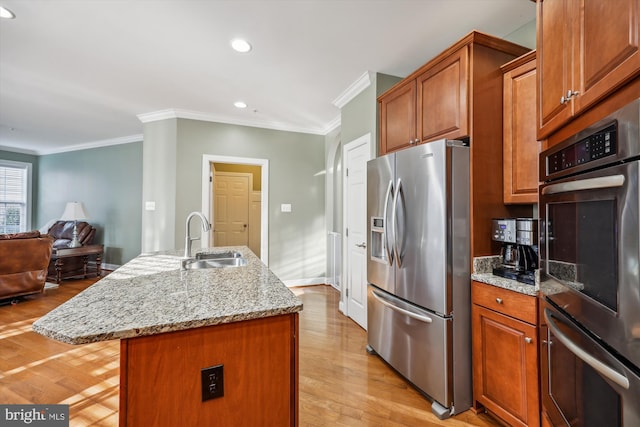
[492, 218, 538, 285]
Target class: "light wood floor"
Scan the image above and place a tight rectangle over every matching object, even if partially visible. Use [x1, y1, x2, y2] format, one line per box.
[0, 279, 501, 426]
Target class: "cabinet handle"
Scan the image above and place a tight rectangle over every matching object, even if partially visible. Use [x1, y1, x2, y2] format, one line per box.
[560, 89, 580, 104]
[414, 138, 420, 144]
[495, 298, 503, 304]
[525, 337, 533, 344]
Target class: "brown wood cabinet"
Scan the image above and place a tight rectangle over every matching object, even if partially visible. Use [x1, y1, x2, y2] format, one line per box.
[119, 314, 299, 427]
[379, 80, 417, 153]
[502, 51, 539, 204]
[537, 0, 640, 139]
[417, 46, 469, 142]
[379, 32, 528, 156]
[377, 31, 532, 256]
[472, 281, 539, 427]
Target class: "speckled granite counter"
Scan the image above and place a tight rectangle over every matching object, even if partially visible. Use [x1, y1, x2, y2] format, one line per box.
[471, 256, 539, 296]
[33, 246, 303, 344]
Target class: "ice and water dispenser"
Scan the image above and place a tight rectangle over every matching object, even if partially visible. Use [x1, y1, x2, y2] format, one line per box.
[370, 217, 387, 262]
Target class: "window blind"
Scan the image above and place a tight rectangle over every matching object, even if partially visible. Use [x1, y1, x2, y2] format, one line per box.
[0, 164, 28, 234]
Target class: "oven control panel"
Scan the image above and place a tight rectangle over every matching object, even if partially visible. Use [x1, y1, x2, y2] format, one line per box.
[547, 124, 617, 174]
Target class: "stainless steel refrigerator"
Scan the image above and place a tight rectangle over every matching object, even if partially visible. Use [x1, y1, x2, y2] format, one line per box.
[366, 139, 471, 419]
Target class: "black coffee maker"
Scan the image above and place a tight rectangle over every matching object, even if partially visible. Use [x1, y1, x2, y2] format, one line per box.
[492, 218, 538, 285]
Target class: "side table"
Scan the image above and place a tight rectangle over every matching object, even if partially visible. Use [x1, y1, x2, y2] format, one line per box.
[48, 244, 104, 284]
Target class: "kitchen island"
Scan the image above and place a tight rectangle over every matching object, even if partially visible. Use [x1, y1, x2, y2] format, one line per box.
[33, 247, 303, 427]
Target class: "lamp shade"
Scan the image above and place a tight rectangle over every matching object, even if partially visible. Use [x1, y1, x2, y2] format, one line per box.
[60, 202, 90, 221]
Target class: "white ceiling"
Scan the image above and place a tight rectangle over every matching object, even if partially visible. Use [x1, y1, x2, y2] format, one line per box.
[0, 0, 536, 155]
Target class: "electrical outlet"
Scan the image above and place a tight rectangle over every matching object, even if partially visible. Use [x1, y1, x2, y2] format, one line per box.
[201, 364, 224, 401]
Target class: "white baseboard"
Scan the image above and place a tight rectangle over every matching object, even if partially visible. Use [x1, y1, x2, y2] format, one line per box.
[283, 277, 327, 287]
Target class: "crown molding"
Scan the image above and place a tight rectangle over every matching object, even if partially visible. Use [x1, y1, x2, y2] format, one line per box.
[38, 134, 143, 155]
[323, 115, 341, 134]
[0, 145, 40, 155]
[138, 108, 334, 136]
[332, 71, 373, 109]
[137, 109, 179, 123]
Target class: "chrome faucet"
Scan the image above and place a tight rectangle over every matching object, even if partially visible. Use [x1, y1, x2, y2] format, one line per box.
[184, 211, 211, 259]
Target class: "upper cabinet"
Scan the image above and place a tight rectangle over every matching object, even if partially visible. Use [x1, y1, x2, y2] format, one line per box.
[379, 80, 417, 154]
[502, 51, 539, 204]
[379, 32, 529, 156]
[537, 0, 640, 139]
[417, 46, 469, 142]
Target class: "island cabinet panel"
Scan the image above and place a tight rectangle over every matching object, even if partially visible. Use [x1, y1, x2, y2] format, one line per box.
[417, 46, 469, 142]
[502, 51, 540, 204]
[537, 0, 640, 140]
[379, 80, 417, 154]
[119, 313, 299, 427]
[471, 281, 539, 427]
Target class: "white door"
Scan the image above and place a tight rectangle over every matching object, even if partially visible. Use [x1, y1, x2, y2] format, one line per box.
[213, 172, 251, 246]
[343, 134, 372, 330]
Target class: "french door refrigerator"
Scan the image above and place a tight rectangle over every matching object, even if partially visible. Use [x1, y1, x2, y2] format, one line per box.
[366, 139, 471, 419]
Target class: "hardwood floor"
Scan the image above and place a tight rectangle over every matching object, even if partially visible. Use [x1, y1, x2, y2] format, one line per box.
[0, 280, 120, 425]
[0, 279, 501, 426]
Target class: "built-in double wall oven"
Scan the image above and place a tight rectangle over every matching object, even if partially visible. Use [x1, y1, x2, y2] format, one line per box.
[539, 98, 640, 426]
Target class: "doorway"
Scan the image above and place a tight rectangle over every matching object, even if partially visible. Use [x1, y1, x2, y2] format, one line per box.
[201, 155, 269, 265]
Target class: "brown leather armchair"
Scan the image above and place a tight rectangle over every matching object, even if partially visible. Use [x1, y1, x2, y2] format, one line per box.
[46, 221, 97, 279]
[0, 231, 54, 300]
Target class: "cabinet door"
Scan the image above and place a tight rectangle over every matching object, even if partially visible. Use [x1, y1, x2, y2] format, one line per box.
[538, 0, 640, 139]
[379, 80, 416, 155]
[503, 57, 539, 204]
[417, 46, 469, 142]
[537, 0, 573, 139]
[472, 304, 539, 427]
[574, 0, 640, 112]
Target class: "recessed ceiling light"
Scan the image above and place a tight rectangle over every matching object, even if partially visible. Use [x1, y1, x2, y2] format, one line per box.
[234, 101, 247, 109]
[0, 6, 16, 19]
[231, 38, 252, 53]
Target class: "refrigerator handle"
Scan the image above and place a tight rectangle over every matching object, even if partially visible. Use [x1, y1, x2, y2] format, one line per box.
[383, 180, 395, 266]
[393, 178, 404, 268]
[371, 289, 433, 323]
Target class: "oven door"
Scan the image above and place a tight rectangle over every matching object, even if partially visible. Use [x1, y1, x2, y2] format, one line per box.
[541, 303, 640, 427]
[539, 159, 640, 368]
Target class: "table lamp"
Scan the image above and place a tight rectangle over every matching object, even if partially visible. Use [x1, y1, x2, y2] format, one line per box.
[60, 201, 90, 248]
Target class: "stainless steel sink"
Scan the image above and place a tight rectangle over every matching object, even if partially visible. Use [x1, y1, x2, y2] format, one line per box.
[195, 251, 243, 260]
[181, 255, 247, 270]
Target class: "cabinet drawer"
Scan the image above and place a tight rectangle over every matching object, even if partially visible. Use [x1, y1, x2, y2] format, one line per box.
[471, 281, 537, 324]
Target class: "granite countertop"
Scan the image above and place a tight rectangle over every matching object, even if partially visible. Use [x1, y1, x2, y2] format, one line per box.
[471, 256, 539, 296]
[33, 246, 303, 345]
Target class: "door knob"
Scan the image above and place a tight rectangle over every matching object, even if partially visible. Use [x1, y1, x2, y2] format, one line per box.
[355, 242, 367, 248]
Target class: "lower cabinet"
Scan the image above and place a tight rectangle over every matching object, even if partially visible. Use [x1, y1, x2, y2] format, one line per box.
[472, 281, 539, 427]
[119, 313, 299, 427]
